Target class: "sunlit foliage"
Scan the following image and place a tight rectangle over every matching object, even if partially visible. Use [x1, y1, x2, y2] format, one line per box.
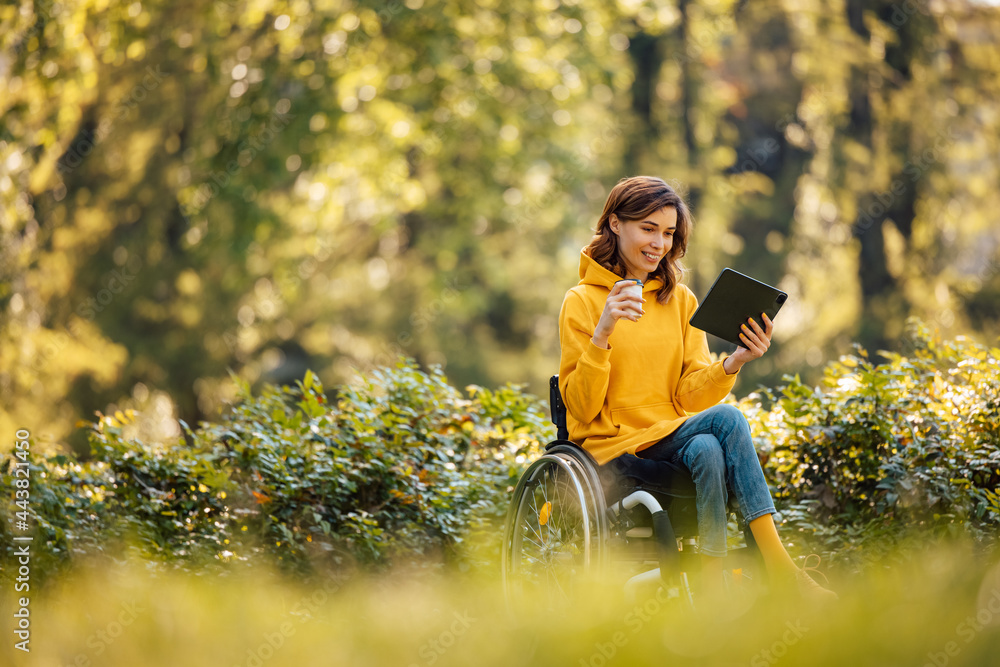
[1, 0, 998, 453]
[741, 319, 1000, 567]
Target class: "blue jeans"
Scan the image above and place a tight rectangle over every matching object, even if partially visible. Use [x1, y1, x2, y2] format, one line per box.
[637, 404, 775, 557]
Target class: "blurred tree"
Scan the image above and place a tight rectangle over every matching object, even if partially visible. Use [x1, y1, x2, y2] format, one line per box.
[1, 0, 998, 452]
[608, 0, 1000, 387]
[0, 0, 633, 450]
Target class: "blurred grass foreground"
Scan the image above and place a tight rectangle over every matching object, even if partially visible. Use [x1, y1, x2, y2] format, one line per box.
[1, 545, 1000, 667]
[1, 321, 998, 664]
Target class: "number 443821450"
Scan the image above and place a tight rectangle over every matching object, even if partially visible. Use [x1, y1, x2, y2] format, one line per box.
[13, 431, 30, 526]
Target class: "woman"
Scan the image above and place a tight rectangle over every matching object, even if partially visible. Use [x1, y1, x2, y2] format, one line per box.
[558, 175, 835, 602]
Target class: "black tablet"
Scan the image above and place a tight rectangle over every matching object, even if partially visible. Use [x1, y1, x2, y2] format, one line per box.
[689, 268, 787, 347]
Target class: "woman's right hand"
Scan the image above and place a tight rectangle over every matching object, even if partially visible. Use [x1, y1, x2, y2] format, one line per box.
[592, 281, 644, 349]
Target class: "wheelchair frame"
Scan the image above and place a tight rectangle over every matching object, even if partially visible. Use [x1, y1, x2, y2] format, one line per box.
[501, 375, 763, 608]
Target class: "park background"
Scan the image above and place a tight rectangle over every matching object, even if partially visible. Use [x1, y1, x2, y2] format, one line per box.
[2, 0, 1000, 665]
[2, 0, 1000, 452]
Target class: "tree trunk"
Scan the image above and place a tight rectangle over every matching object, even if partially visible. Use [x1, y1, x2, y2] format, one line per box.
[846, 0, 896, 350]
[624, 28, 663, 172]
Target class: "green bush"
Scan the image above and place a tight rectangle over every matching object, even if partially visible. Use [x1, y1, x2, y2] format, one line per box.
[0, 360, 550, 580]
[740, 319, 1000, 566]
[2, 323, 998, 582]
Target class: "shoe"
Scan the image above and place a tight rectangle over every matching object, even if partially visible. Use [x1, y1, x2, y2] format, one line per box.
[795, 555, 839, 603]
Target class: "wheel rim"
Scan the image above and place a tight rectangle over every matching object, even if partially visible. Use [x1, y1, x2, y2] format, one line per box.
[548, 448, 609, 570]
[503, 455, 592, 607]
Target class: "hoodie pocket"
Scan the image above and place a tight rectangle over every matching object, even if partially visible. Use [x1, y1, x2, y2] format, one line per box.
[610, 401, 675, 430]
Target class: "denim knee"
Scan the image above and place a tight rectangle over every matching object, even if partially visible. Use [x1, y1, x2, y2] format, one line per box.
[683, 437, 725, 478]
[709, 403, 748, 430]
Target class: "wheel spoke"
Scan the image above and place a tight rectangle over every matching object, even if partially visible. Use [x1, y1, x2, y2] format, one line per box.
[524, 488, 546, 546]
[503, 455, 605, 609]
[540, 467, 554, 544]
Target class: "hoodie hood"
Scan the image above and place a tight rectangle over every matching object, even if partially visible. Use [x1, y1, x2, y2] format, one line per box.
[578, 246, 662, 292]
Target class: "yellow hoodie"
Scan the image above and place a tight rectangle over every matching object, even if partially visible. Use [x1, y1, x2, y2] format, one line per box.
[558, 248, 739, 465]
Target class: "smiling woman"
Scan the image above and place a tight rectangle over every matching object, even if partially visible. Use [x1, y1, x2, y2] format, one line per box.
[584, 177, 691, 307]
[557, 175, 837, 604]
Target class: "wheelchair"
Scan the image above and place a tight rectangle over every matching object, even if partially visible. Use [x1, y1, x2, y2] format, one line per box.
[501, 376, 764, 609]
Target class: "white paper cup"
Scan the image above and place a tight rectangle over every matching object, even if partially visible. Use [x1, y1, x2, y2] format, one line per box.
[616, 279, 643, 316]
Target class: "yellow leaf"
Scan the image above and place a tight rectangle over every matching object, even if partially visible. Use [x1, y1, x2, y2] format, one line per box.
[538, 501, 552, 526]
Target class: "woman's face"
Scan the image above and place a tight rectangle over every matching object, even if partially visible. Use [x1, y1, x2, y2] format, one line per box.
[609, 206, 677, 283]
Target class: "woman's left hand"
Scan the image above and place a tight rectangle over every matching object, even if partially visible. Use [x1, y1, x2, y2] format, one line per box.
[723, 313, 773, 375]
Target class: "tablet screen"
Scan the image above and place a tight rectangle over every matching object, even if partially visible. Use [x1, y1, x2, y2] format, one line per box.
[688, 268, 787, 347]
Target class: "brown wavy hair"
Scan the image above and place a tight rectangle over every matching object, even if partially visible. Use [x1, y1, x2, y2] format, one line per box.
[586, 176, 692, 304]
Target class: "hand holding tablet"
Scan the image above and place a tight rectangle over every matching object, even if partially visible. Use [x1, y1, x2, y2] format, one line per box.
[689, 268, 787, 348]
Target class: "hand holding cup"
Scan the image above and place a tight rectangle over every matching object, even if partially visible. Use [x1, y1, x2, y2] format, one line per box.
[592, 279, 644, 348]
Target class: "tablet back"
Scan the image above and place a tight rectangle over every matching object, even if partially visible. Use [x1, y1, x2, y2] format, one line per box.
[688, 268, 787, 347]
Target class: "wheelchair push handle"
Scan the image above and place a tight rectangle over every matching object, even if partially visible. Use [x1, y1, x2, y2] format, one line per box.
[549, 375, 569, 441]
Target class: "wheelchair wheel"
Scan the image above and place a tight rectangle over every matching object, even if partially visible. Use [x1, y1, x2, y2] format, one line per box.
[544, 442, 611, 561]
[501, 454, 602, 608]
